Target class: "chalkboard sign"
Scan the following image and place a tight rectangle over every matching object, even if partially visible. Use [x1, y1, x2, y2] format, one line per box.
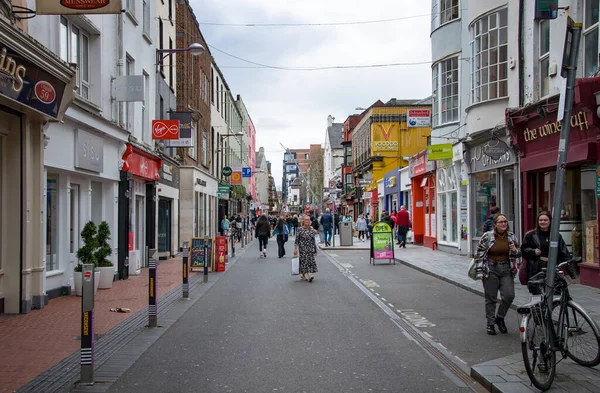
[190, 238, 213, 270]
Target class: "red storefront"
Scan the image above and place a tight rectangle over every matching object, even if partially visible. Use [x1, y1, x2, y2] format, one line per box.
[507, 77, 600, 287]
[409, 150, 437, 249]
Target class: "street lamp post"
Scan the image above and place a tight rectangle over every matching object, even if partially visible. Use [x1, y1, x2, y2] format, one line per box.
[155, 43, 205, 72]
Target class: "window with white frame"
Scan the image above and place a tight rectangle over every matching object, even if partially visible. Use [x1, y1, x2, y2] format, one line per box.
[188, 121, 196, 159]
[584, 0, 599, 77]
[431, 0, 459, 30]
[539, 20, 550, 98]
[432, 56, 459, 126]
[60, 17, 90, 99]
[125, 0, 135, 15]
[470, 8, 508, 104]
[202, 131, 208, 167]
[441, 0, 459, 25]
[143, 0, 150, 36]
[437, 165, 458, 244]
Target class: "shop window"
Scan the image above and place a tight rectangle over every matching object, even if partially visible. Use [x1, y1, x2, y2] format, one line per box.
[538, 168, 598, 261]
[437, 166, 458, 244]
[473, 171, 497, 238]
[470, 8, 508, 104]
[584, 0, 600, 76]
[46, 174, 59, 272]
[91, 181, 103, 225]
[500, 169, 516, 230]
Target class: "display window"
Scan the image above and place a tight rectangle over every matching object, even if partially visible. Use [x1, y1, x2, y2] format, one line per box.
[473, 171, 497, 237]
[437, 165, 458, 244]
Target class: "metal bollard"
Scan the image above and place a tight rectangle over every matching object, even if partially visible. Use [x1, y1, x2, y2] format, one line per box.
[203, 235, 210, 283]
[80, 264, 95, 385]
[231, 232, 236, 258]
[148, 249, 158, 327]
[182, 241, 189, 299]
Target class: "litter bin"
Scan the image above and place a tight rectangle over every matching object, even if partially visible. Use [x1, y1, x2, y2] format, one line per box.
[340, 222, 353, 246]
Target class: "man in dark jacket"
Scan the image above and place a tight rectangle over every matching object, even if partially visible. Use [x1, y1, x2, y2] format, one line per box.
[320, 208, 334, 247]
[381, 211, 395, 231]
[483, 206, 500, 232]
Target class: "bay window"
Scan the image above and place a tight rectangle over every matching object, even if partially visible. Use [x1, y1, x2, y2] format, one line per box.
[470, 9, 508, 104]
[432, 56, 459, 126]
[431, 0, 460, 30]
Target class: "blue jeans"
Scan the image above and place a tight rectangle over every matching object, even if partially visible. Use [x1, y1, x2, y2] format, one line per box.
[324, 228, 332, 244]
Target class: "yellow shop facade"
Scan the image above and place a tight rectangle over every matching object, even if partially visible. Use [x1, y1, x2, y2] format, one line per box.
[352, 98, 432, 219]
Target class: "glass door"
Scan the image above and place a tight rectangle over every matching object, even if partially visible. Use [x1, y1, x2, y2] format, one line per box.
[158, 198, 171, 253]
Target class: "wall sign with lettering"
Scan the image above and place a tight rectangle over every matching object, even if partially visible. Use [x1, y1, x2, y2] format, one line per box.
[75, 129, 104, 172]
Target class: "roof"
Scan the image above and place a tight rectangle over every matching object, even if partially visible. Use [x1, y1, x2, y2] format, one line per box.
[384, 98, 422, 106]
[327, 123, 344, 149]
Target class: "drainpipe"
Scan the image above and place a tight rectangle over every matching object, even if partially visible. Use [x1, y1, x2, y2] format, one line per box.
[518, 0, 524, 107]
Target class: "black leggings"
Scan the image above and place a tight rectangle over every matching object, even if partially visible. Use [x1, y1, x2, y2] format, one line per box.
[258, 235, 269, 251]
[358, 230, 365, 239]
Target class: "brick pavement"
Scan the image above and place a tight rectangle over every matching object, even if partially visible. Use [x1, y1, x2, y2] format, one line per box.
[0, 256, 192, 393]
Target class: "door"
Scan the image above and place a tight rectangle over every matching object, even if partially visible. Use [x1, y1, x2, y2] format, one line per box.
[158, 198, 171, 253]
[69, 184, 80, 268]
[136, 195, 145, 266]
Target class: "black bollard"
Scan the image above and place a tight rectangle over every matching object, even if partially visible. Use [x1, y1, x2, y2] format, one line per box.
[80, 264, 95, 385]
[182, 241, 189, 299]
[148, 249, 157, 327]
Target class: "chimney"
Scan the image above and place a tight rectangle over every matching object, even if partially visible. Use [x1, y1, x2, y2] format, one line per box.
[327, 115, 334, 127]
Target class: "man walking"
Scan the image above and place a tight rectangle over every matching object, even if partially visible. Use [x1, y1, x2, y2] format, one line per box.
[320, 208, 334, 247]
[396, 205, 411, 248]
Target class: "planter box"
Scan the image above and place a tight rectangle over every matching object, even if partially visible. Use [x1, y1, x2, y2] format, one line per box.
[73, 269, 101, 296]
[97, 266, 115, 289]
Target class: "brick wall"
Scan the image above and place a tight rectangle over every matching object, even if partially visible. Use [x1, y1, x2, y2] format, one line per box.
[175, 0, 212, 168]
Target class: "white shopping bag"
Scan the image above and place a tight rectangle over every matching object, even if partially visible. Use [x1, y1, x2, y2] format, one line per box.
[291, 257, 300, 275]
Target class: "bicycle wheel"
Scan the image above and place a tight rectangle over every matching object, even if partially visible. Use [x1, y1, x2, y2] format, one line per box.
[522, 312, 556, 391]
[561, 303, 600, 367]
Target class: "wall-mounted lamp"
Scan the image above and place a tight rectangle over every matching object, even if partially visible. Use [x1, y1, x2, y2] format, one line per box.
[155, 43, 205, 72]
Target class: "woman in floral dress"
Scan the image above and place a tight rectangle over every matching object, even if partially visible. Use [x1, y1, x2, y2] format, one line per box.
[294, 215, 318, 282]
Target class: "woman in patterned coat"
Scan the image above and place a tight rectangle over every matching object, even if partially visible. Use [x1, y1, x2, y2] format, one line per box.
[294, 215, 318, 282]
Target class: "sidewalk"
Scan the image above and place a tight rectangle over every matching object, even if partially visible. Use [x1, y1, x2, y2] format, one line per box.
[0, 256, 193, 393]
[322, 240, 600, 392]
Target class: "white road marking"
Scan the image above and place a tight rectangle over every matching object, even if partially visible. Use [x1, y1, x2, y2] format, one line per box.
[381, 298, 387, 301]
[340, 263, 354, 269]
[423, 332, 433, 339]
[400, 310, 437, 328]
[359, 279, 380, 288]
[375, 293, 380, 297]
[388, 303, 394, 308]
[455, 356, 467, 365]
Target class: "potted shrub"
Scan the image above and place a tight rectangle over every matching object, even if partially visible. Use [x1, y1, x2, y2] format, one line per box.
[95, 221, 115, 289]
[74, 221, 100, 296]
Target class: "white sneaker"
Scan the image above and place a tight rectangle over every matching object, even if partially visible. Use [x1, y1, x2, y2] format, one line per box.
[263, 250, 267, 257]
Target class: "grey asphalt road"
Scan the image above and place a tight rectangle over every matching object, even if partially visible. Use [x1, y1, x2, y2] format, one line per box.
[325, 249, 522, 366]
[107, 239, 475, 393]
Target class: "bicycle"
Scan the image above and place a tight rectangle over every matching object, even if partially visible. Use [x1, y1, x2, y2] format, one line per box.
[517, 258, 600, 391]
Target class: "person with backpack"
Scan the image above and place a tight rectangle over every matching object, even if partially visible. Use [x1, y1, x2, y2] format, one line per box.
[254, 214, 271, 258]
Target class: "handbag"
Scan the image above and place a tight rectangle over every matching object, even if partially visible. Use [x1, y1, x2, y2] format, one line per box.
[518, 259, 528, 285]
[291, 257, 300, 275]
[467, 258, 478, 280]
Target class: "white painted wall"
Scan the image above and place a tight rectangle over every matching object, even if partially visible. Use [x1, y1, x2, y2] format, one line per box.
[156, 0, 177, 96]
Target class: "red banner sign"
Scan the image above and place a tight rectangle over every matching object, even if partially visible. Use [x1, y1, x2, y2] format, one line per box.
[152, 120, 180, 140]
[216, 236, 227, 272]
[121, 144, 162, 181]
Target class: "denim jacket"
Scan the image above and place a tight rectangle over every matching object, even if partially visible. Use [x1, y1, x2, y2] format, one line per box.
[474, 230, 522, 278]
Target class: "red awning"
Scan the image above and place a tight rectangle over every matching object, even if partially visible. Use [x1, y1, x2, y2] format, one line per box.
[121, 144, 162, 181]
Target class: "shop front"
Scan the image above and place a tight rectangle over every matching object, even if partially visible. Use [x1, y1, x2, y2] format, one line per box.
[409, 150, 437, 248]
[507, 78, 600, 286]
[118, 143, 162, 279]
[0, 16, 76, 314]
[464, 133, 519, 254]
[180, 167, 218, 246]
[383, 168, 399, 213]
[399, 167, 411, 210]
[44, 117, 125, 299]
[158, 157, 180, 259]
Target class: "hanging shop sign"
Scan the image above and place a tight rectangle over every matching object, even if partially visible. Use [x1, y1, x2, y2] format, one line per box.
[152, 120, 180, 140]
[36, 0, 123, 15]
[0, 43, 68, 119]
[467, 135, 516, 173]
[230, 171, 242, 185]
[115, 75, 144, 102]
[222, 166, 232, 177]
[407, 109, 431, 128]
[167, 112, 193, 147]
[427, 144, 453, 161]
[482, 138, 510, 160]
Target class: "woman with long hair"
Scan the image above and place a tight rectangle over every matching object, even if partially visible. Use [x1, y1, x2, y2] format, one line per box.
[272, 216, 289, 258]
[521, 211, 570, 293]
[254, 214, 271, 258]
[474, 213, 521, 335]
[294, 214, 318, 282]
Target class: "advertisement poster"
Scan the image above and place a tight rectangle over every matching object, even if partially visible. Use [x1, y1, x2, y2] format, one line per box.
[216, 236, 227, 272]
[371, 222, 394, 259]
[190, 238, 213, 271]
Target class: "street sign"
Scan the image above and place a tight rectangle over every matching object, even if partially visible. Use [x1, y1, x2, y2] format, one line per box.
[222, 166, 232, 176]
[242, 168, 252, 177]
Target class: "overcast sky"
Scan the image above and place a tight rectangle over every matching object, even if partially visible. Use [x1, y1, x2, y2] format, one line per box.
[190, 0, 433, 189]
